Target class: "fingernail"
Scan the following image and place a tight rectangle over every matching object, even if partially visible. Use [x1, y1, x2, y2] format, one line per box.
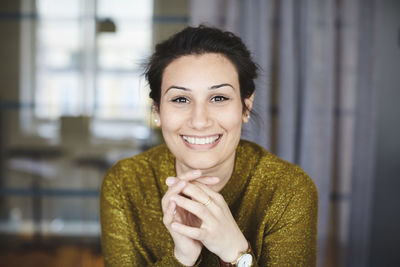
[192, 170, 201, 176]
[166, 177, 177, 186]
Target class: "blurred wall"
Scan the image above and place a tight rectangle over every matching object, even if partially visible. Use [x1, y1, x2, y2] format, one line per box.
[370, 0, 400, 266]
[0, 0, 21, 138]
[0, 0, 21, 198]
[153, 0, 189, 45]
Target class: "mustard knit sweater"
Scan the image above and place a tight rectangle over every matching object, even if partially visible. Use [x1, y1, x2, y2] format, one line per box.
[100, 140, 318, 266]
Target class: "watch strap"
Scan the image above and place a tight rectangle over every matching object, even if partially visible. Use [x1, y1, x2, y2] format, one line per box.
[218, 241, 252, 267]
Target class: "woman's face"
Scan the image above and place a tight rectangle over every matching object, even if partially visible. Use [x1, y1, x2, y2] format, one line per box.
[155, 53, 251, 171]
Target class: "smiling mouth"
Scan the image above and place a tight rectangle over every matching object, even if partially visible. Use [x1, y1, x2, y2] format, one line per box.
[181, 134, 221, 145]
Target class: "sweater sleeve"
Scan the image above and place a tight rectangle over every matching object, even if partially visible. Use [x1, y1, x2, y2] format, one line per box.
[258, 168, 318, 267]
[100, 164, 202, 267]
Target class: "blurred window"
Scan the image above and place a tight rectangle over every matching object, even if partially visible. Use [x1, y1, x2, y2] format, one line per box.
[21, 0, 153, 140]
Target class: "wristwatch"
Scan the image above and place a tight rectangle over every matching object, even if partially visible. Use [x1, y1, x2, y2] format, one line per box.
[219, 241, 253, 267]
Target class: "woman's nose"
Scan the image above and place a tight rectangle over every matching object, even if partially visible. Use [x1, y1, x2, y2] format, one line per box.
[189, 103, 212, 130]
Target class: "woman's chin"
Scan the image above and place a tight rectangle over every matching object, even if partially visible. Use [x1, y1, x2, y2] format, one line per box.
[178, 158, 219, 172]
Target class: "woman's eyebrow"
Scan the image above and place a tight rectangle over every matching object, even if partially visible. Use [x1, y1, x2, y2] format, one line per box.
[164, 83, 234, 95]
[209, 83, 234, 90]
[164, 86, 190, 95]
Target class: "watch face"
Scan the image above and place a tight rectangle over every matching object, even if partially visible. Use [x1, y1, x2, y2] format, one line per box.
[237, 253, 253, 267]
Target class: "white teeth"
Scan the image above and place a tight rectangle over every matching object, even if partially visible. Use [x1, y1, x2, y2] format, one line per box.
[182, 135, 220, 145]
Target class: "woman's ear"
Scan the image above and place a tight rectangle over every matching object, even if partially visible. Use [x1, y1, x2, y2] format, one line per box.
[243, 93, 255, 123]
[153, 104, 161, 127]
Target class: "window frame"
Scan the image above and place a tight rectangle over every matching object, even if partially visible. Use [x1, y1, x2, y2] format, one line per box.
[19, 0, 154, 142]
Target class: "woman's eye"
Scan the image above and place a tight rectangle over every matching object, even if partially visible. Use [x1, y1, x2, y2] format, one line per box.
[172, 97, 189, 103]
[211, 96, 229, 102]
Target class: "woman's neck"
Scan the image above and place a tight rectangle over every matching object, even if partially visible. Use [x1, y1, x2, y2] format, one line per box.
[175, 153, 236, 192]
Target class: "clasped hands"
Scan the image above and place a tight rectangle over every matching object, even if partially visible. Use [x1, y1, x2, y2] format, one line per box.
[161, 170, 248, 266]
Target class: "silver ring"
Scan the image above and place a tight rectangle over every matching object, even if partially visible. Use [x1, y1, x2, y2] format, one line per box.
[203, 197, 212, 207]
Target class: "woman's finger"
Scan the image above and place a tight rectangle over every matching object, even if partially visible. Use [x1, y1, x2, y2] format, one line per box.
[182, 182, 226, 217]
[161, 180, 186, 212]
[177, 170, 202, 181]
[171, 221, 204, 241]
[181, 182, 212, 207]
[164, 170, 201, 188]
[193, 181, 224, 205]
[171, 194, 213, 222]
[166, 175, 219, 187]
[163, 200, 176, 227]
[193, 176, 220, 185]
[166, 176, 178, 186]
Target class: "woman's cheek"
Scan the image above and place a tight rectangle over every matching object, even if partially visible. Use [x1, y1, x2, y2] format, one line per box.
[217, 108, 243, 128]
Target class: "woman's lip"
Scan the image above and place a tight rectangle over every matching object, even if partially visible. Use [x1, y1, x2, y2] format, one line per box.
[180, 134, 221, 138]
[180, 134, 222, 150]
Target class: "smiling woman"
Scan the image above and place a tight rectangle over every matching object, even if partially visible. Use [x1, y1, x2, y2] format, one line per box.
[157, 54, 249, 177]
[100, 25, 318, 267]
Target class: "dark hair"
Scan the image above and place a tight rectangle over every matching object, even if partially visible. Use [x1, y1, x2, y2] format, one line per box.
[144, 25, 258, 113]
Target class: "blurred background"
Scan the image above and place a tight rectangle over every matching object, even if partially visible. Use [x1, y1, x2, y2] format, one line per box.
[0, 0, 399, 266]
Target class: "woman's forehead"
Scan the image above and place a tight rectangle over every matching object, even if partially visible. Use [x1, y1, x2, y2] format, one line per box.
[161, 53, 239, 91]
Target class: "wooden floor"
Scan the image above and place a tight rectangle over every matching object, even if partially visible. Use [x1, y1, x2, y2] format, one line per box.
[0, 245, 104, 267]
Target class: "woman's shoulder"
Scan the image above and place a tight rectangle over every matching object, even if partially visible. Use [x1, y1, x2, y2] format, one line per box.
[239, 140, 316, 195]
[102, 143, 172, 187]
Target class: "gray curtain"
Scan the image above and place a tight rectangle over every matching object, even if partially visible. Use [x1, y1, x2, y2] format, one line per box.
[189, 0, 377, 266]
